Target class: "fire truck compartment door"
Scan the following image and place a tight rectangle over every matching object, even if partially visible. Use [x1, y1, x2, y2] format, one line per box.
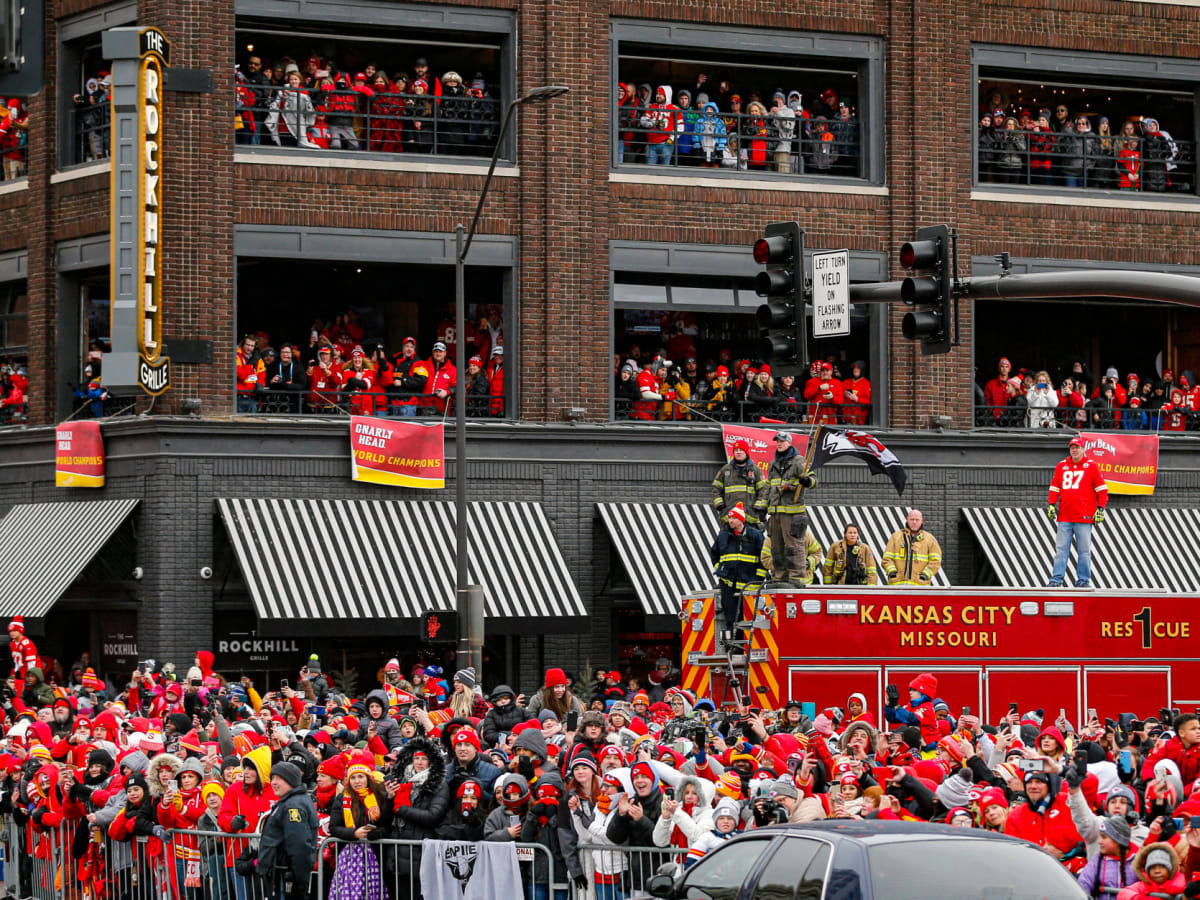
[984, 666, 1080, 725]
[884, 667, 983, 716]
[1085, 667, 1171, 722]
[787, 666, 882, 718]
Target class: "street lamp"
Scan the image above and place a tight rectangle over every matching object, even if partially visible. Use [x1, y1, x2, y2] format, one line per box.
[454, 83, 570, 676]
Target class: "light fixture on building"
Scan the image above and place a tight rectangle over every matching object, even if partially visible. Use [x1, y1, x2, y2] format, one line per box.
[182, 398, 202, 415]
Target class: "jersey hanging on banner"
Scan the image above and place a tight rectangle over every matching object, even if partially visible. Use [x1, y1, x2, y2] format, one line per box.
[720, 423, 808, 479]
[418, 841, 521, 900]
[349, 416, 445, 488]
[55, 421, 105, 487]
[1077, 432, 1158, 495]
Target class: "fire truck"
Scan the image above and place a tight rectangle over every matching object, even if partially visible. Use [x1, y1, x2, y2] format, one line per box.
[679, 586, 1200, 724]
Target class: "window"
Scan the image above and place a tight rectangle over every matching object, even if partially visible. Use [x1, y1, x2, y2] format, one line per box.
[753, 838, 831, 900]
[973, 45, 1200, 196]
[677, 837, 772, 900]
[236, 257, 510, 418]
[611, 20, 883, 183]
[235, 2, 514, 160]
[0, 282, 28, 425]
[0, 98, 30, 183]
[610, 243, 885, 425]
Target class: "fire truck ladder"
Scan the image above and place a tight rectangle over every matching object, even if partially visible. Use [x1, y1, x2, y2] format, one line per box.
[691, 585, 775, 710]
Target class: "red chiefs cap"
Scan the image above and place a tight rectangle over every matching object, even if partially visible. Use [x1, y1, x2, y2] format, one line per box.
[1069, 436, 1084, 447]
[403, 336, 416, 345]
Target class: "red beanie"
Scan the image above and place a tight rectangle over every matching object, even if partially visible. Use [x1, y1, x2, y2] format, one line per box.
[544, 668, 568, 688]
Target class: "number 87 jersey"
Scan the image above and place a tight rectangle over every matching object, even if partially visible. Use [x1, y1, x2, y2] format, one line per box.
[1049, 455, 1108, 523]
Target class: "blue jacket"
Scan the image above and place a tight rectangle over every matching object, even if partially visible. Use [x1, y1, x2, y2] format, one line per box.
[446, 752, 502, 795]
[710, 525, 767, 588]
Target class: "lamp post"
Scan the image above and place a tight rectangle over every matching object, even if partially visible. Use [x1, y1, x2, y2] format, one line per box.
[454, 84, 570, 676]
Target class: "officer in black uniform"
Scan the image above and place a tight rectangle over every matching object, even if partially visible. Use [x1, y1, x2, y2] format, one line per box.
[257, 761, 318, 900]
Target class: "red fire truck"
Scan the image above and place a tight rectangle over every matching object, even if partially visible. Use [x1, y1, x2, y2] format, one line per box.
[679, 586, 1200, 724]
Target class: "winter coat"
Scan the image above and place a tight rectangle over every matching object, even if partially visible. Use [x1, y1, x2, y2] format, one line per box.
[480, 691, 530, 746]
[265, 88, 318, 147]
[651, 775, 715, 848]
[882, 528, 942, 585]
[695, 107, 727, 161]
[1003, 780, 1082, 855]
[711, 459, 767, 526]
[387, 737, 450, 877]
[998, 130, 1027, 173]
[357, 690, 403, 751]
[1116, 842, 1187, 899]
[1027, 386, 1060, 429]
[258, 785, 318, 885]
[1077, 848, 1136, 896]
[823, 540, 879, 585]
[606, 787, 663, 847]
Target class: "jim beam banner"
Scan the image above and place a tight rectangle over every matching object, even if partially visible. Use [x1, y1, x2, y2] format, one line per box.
[109, 28, 172, 396]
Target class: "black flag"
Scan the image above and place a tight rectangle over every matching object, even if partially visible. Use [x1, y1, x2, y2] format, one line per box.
[807, 426, 908, 496]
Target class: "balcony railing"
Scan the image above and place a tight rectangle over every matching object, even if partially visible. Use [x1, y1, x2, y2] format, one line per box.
[67, 103, 111, 166]
[614, 395, 872, 425]
[977, 130, 1195, 194]
[615, 110, 862, 178]
[238, 388, 505, 418]
[235, 84, 501, 157]
[973, 403, 1196, 432]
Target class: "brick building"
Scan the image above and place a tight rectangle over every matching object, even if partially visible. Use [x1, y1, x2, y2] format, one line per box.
[1, 0, 1199, 689]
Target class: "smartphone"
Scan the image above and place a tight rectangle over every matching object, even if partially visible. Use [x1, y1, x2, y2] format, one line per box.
[787, 753, 805, 774]
[508, 814, 520, 827]
[1173, 818, 1185, 831]
[663, 788, 674, 801]
[1009, 702, 1018, 714]
[310, 706, 326, 717]
[1119, 748, 1132, 771]
[168, 779, 178, 792]
[1059, 707, 1066, 718]
[1016, 759, 1042, 773]
[961, 706, 970, 716]
[1088, 708, 1097, 722]
[280, 679, 289, 691]
[565, 711, 579, 731]
[1160, 707, 1172, 723]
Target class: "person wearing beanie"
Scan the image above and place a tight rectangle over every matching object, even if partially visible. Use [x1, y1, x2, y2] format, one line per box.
[607, 760, 663, 849]
[480, 684, 529, 746]
[686, 796, 741, 868]
[7, 616, 39, 680]
[1004, 769, 1082, 856]
[446, 727, 502, 797]
[1118, 842, 1185, 899]
[712, 438, 767, 527]
[710, 499, 768, 641]
[437, 778, 487, 842]
[258, 760, 319, 900]
[1077, 814, 1137, 895]
[526, 668, 584, 722]
[448, 667, 487, 720]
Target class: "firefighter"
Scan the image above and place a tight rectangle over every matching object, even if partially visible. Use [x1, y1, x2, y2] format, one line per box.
[823, 523, 879, 585]
[882, 509, 942, 586]
[711, 439, 767, 527]
[765, 431, 817, 586]
[709, 503, 767, 641]
[763, 529, 823, 585]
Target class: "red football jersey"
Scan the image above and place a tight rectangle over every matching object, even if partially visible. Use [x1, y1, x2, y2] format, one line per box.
[1048, 457, 1108, 523]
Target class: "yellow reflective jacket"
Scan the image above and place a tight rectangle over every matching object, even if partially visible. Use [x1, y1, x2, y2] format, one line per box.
[882, 529, 942, 585]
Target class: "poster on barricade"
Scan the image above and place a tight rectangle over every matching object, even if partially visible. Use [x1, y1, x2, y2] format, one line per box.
[1078, 431, 1159, 495]
[55, 421, 106, 487]
[720, 423, 808, 477]
[350, 416, 445, 488]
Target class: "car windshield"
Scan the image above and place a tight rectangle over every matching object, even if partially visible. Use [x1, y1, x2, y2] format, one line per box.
[867, 839, 1087, 900]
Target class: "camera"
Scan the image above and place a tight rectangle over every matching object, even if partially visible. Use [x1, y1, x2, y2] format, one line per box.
[754, 798, 788, 826]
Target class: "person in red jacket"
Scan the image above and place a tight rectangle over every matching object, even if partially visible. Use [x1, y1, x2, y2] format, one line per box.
[8, 616, 38, 679]
[338, 346, 381, 416]
[884, 673, 941, 749]
[983, 357, 1015, 422]
[235, 335, 265, 414]
[841, 360, 872, 425]
[306, 344, 342, 413]
[803, 362, 843, 424]
[159, 757, 206, 899]
[639, 85, 680, 165]
[421, 341, 457, 414]
[486, 345, 505, 417]
[1047, 435, 1108, 587]
[1003, 770, 1082, 859]
[631, 358, 664, 420]
[218, 744, 274, 898]
[1141, 713, 1200, 788]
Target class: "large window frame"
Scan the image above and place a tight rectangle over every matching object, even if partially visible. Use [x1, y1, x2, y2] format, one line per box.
[609, 240, 889, 424]
[234, 0, 517, 166]
[609, 19, 885, 186]
[971, 43, 1200, 200]
[233, 225, 519, 419]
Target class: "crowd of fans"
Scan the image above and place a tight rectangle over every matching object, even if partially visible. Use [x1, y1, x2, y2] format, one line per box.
[975, 91, 1192, 192]
[234, 306, 504, 417]
[0, 98, 29, 181]
[615, 343, 872, 425]
[616, 78, 860, 176]
[234, 51, 499, 155]
[4, 618, 1200, 900]
[976, 356, 1200, 431]
[0, 360, 29, 424]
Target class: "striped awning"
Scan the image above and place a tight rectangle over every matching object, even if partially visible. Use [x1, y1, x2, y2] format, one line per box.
[964, 506, 1200, 591]
[598, 502, 951, 618]
[0, 499, 140, 617]
[217, 498, 586, 632]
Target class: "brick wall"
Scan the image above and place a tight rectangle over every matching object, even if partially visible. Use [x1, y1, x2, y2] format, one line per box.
[2, 0, 1200, 427]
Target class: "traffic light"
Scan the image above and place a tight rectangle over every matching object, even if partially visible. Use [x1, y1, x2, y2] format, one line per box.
[419, 609, 458, 644]
[754, 222, 807, 372]
[899, 224, 954, 355]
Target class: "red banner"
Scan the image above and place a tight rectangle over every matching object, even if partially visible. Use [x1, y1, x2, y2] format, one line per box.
[350, 416, 445, 489]
[55, 421, 105, 488]
[720, 424, 809, 478]
[1078, 432, 1159, 495]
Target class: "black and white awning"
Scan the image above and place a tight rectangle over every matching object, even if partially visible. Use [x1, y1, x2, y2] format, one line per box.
[963, 505, 1200, 591]
[217, 499, 586, 633]
[0, 499, 140, 617]
[598, 502, 951, 618]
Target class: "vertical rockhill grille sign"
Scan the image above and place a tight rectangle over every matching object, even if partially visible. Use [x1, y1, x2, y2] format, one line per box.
[107, 27, 171, 396]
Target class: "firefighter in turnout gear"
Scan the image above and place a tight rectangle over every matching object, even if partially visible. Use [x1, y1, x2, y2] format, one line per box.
[710, 503, 767, 639]
[712, 439, 767, 526]
[763, 529, 823, 585]
[882, 509, 942, 586]
[823, 523, 879, 585]
[765, 431, 817, 586]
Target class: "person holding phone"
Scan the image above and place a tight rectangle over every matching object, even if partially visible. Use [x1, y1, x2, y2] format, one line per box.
[1026, 369, 1060, 428]
[328, 752, 391, 900]
[387, 738, 449, 893]
[257, 762, 318, 900]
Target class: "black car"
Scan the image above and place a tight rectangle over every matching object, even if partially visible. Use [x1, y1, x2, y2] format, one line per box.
[641, 820, 1089, 899]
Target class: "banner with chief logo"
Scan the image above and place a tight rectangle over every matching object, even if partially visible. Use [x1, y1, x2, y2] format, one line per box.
[1078, 432, 1158, 495]
[720, 424, 808, 478]
[350, 416, 444, 488]
[55, 421, 106, 488]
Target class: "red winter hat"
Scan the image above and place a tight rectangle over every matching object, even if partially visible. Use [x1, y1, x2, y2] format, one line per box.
[82, 669, 104, 692]
[937, 735, 966, 765]
[999, 357, 1011, 367]
[351, 345, 365, 358]
[7, 616, 23, 633]
[544, 668, 569, 688]
[716, 366, 730, 379]
[469, 355, 482, 366]
[597, 744, 626, 765]
[732, 440, 750, 456]
[453, 728, 481, 751]
[629, 761, 657, 785]
[908, 673, 937, 698]
[318, 754, 347, 781]
[457, 779, 483, 800]
[728, 503, 746, 524]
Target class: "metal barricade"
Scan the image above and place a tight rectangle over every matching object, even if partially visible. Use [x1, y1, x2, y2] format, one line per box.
[572, 844, 683, 900]
[164, 829, 270, 900]
[317, 836, 559, 900]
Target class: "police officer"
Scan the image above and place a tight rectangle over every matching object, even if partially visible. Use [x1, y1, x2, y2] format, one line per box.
[765, 432, 817, 586]
[256, 761, 318, 900]
[711, 439, 767, 526]
[709, 503, 767, 642]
